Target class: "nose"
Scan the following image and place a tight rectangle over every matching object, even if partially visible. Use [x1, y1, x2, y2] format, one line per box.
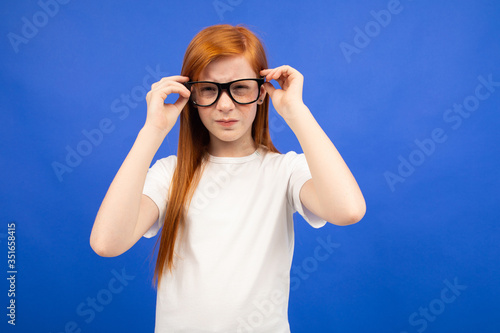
[216, 89, 235, 111]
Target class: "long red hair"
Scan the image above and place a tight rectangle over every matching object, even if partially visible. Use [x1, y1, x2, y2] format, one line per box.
[152, 24, 279, 288]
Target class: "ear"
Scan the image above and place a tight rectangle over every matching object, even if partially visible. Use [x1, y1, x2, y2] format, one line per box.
[257, 84, 267, 105]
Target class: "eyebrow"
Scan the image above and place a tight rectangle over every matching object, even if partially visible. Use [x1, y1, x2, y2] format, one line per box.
[196, 76, 260, 83]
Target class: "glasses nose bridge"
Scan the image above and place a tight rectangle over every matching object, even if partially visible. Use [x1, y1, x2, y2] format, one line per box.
[218, 81, 233, 94]
[216, 82, 235, 104]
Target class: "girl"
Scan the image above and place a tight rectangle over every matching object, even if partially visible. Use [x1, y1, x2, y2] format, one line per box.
[90, 24, 366, 332]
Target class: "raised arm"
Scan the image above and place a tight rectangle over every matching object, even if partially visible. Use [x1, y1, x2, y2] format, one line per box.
[261, 66, 366, 226]
[90, 76, 191, 257]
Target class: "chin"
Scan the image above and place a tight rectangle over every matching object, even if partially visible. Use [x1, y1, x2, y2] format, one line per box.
[213, 132, 242, 143]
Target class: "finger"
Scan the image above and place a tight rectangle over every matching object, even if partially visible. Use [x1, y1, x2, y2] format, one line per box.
[261, 67, 277, 81]
[262, 82, 277, 98]
[275, 66, 300, 87]
[262, 66, 295, 90]
[268, 67, 282, 80]
[173, 95, 189, 111]
[153, 81, 191, 98]
[160, 75, 190, 82]
[176, 75, 191, 82]
[151, 75, 189, 89]
[262, 69, 278, 83]
[151, 75, 190, 90]
[150, 84, 191, 102]
[271, 67, 290, 82]
[275, 65, 297, 78]
[260, 69, 273, 76]
[268, 69, 287, 88]
[164, 85, 191, 99]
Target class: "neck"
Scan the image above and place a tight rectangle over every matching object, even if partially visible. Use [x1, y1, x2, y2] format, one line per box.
[208, 136, 258, 157]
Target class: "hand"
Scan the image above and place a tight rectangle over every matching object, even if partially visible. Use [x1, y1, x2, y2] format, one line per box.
[144, 75, 191, 135]
[260, 66, 306, 120]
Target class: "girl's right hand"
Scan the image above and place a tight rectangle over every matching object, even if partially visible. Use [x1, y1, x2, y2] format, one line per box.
[144, 75, 191, 135]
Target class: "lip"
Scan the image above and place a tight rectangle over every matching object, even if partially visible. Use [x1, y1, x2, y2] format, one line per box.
[216, 119, 238, 127]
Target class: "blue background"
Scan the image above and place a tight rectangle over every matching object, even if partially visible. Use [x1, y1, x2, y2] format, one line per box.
[1, 0, 499, 332]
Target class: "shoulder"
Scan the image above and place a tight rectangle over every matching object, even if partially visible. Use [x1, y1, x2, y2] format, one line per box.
[257, 146, 306, 173]
[259, 146, 303, 164]
[155, 155, 177, 166]
[149, 155, 177, 175]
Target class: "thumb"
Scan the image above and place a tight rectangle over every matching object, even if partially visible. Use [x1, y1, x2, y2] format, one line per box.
[263, 82, 277, 98]
[173, 95, 189, 112]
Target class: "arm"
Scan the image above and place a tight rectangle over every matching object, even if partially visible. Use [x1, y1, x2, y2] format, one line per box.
[90, 75, 191, 257]
[261, 66, 366, 226]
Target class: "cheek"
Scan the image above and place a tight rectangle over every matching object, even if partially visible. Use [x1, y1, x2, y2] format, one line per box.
[197, 108, 211, 125]
[242, 105, 258, 122]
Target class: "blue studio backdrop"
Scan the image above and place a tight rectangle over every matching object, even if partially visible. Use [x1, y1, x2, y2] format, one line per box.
[1, 0, 499, 332]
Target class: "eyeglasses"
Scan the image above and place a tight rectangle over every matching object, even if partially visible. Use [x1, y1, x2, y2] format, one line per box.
[184, 78, 264, 107]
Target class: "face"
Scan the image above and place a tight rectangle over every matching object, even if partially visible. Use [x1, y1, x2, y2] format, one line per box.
[195, 55, 266, 154]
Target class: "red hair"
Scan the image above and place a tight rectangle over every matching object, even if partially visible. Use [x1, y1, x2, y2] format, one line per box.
[152, 24, 279, 288]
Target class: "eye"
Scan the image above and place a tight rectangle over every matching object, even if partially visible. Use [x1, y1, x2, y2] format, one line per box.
[231, 84, 251, 96]
[234, 84, 250, 90]
[201, 86, 216, 92]
[196, 84, 217, 96]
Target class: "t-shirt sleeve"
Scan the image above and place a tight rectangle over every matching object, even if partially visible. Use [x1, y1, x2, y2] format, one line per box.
[142, 156, 177, 238]
[286, 152, 327, 229]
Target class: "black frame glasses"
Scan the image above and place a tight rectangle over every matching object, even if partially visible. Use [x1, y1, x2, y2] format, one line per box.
[184, 78, 265, 107]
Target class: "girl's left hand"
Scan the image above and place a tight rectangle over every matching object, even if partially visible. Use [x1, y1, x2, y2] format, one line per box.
[260, 65, 306, 120]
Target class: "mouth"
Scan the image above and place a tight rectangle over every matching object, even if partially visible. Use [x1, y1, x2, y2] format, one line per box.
[216, 119, 238, 127]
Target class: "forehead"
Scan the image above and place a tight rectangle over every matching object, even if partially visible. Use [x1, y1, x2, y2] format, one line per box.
[199, 55, 257, 82]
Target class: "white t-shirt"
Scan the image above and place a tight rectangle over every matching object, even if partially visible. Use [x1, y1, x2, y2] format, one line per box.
[142, 145, 326, 333]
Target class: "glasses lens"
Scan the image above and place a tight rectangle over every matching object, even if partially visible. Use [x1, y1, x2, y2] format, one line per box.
[230, 80, 260, 104]
[189, 79, 261, 106]
[190, 82, 218, 106]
